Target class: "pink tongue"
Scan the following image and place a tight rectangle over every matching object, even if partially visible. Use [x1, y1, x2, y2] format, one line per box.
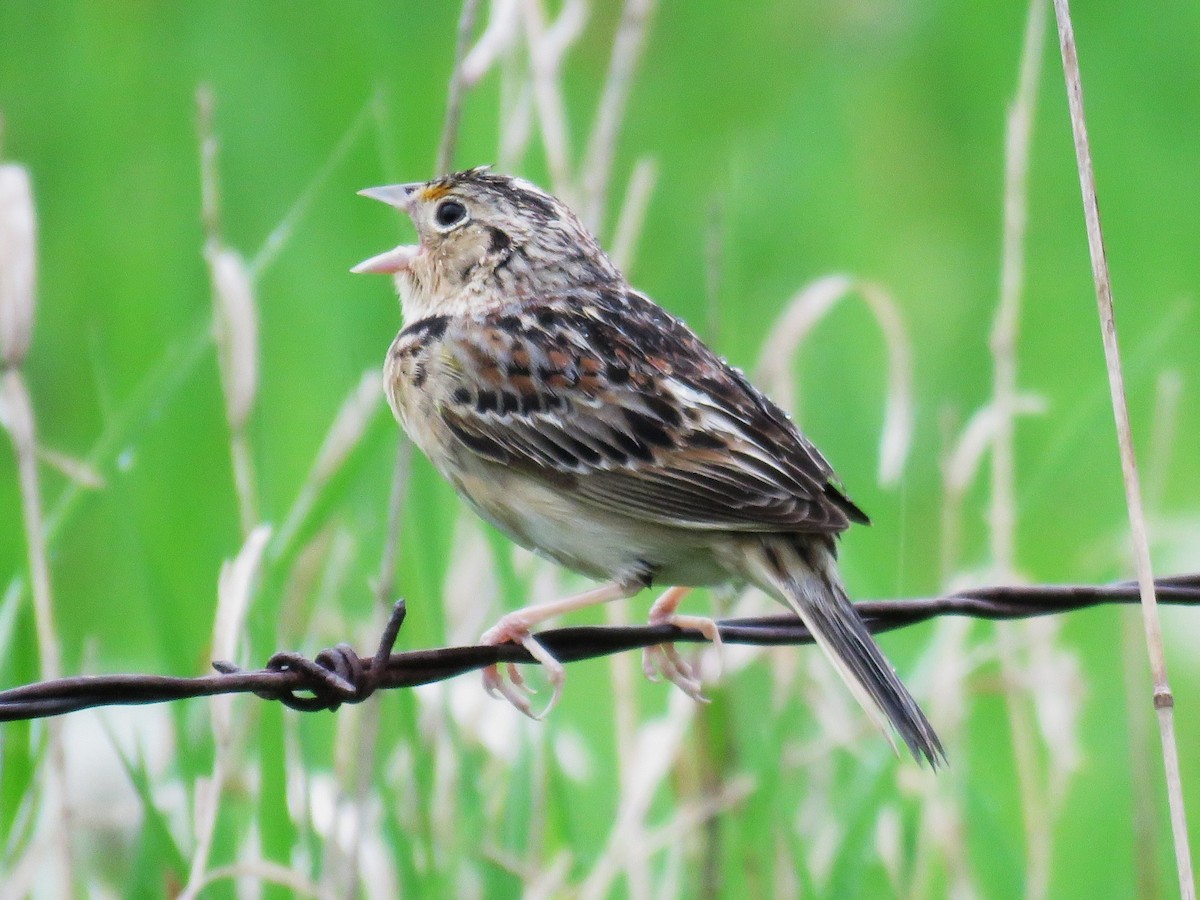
[351, 244, 417, 274]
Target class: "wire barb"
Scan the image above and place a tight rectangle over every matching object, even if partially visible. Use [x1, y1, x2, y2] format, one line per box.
[211, 599, 408, 712]
[0, 576, 1197, 723]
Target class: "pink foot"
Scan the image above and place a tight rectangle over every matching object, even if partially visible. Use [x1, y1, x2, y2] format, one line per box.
[642, 611, 722, 704]
[480, 613, 565, 719]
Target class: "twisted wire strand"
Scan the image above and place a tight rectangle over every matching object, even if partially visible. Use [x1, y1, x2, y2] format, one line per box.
[1, 573, 1196, 722]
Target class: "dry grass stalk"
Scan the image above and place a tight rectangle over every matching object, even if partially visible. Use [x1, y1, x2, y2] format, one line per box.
[207, 247, 260, 435]
[462, 0, 520, 88]
[922, 11, 1053, 893]
[564, 7, 682, 893]
[600, 596, 651, 899]
[187, 85, 270, 893]
[272, 370, 385, 559]
[601, 146, 661, 900]
[181, 525, 272, 900]
[988, 3, 1064, 897]
[756, 274, 914, 487]
[0, 377, 55, 675]
[436, 0, 484, 174]
[577, 691, 700, 900]
[579, 0, 657, 232]
[519, 0, 586, 200]
[35, 447, 104, 489]
[342, 2, 514, 891]
[991, 0, 1045, 575]
[1124, 369, 1182, 899]
[197, 87, 261, 535]
[608, 156, 657, 273]
[0, 164, 35, 368]
[939, 394, 1044, 587]
[633, 773, 753, 862]
[193, 860, 328, 899]
[0, 169, 54, 680]
[1051, 0, 1195, 894]
[498, 45, 535, 172]
[0, 160, 74, 888]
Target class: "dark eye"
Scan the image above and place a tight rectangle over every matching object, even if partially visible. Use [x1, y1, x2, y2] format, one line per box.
[435, 199, 467, 228]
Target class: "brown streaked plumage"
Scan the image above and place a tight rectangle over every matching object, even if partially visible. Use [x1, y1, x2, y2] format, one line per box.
[354, 167, 943, 766]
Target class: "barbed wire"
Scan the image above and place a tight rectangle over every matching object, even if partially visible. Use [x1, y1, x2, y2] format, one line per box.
[2, 572, 1198, 722]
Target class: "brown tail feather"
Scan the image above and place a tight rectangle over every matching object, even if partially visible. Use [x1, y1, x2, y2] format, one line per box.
[744, 538, 945, 767]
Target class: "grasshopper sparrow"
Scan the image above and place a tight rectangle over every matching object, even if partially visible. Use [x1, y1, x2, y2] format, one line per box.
[354, 168, 943, 766]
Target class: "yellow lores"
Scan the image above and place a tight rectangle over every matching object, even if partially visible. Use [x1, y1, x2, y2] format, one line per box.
[354, 167, 943, 766]
[418, 182, 453, 203]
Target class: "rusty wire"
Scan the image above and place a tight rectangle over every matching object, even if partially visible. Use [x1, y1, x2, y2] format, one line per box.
[1, 572, 1198, 722]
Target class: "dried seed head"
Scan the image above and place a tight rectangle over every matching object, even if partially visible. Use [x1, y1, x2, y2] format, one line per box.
[0, 164, 37, 368]
[207, 245, 259, 431]
[213, 525, 272, 666]
[0, 367, 35, 455]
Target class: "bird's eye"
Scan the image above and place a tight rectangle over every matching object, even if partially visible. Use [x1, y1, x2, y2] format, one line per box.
[434, 199, 467, 229]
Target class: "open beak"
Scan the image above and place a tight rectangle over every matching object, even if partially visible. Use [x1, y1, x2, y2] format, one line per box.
[351, 244, 418, 274]
[357, 182, 422, 210]
[352, 182, 424, 274]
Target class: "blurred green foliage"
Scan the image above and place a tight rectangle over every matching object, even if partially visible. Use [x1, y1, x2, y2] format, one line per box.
[1, 0, 1199, 896]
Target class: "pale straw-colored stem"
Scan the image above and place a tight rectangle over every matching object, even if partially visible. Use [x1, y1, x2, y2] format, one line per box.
[602, 598, 651, 900]
[0, 383, 59, 683]
[990, 1, 1051, 895]
[921, 10, 1049, 893]
[270, 370, 384, 560]
[519, 0, 585, 201]
[332, 217, 412, 900]
[1, 371, 73, 889]
[990, 0, 1044, 574]
[756, 275, 914, 486]
[608, 156, 657, 273]
[372, 443, 411, 619]
[184, 87, 265, 895]
[579, 0, 656, 232]
[436, 0, 483, 175]
[343, 6, 493, 887]
[180, 525, 272, 900]
[0, 160, 72, 889]
[228, 431, 257, 535]
[462, 0, 520, 89]
[1051, 1, 1194, 895]
[193, 860, 327, 899]
[578, 691, 698, 900]
[574, 10, 667, 894]
[1124, 370, 1181, 899]
[197, 88, 260, 534]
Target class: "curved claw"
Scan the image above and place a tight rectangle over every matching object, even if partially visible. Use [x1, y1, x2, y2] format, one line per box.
[642, 652, 664, 683]
[483, 663, 536, 716]
[479, 617, 565, 719]
[516, 634, 564, 719]
[643, 643, 708, 703]
[642, 612, 723, 704]
[506, 662, 537, 696]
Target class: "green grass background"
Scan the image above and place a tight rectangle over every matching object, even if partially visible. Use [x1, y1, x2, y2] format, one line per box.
[1, 0, 1199, 896]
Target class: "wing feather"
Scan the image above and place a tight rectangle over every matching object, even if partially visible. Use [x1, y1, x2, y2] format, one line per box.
[435, 288, 868, 535]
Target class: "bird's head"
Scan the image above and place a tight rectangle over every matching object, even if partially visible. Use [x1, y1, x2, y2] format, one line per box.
[353, 167, 622, 320]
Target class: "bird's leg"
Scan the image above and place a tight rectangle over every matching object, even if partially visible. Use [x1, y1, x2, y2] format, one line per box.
[641, 586, 723, 703]
[480, 580, 640, 718]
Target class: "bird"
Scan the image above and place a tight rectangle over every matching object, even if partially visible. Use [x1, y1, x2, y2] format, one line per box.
[352, 167, 943, 766]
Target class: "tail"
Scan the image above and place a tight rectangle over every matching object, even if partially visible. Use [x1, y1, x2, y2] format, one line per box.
[744, 538, 945, 767]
